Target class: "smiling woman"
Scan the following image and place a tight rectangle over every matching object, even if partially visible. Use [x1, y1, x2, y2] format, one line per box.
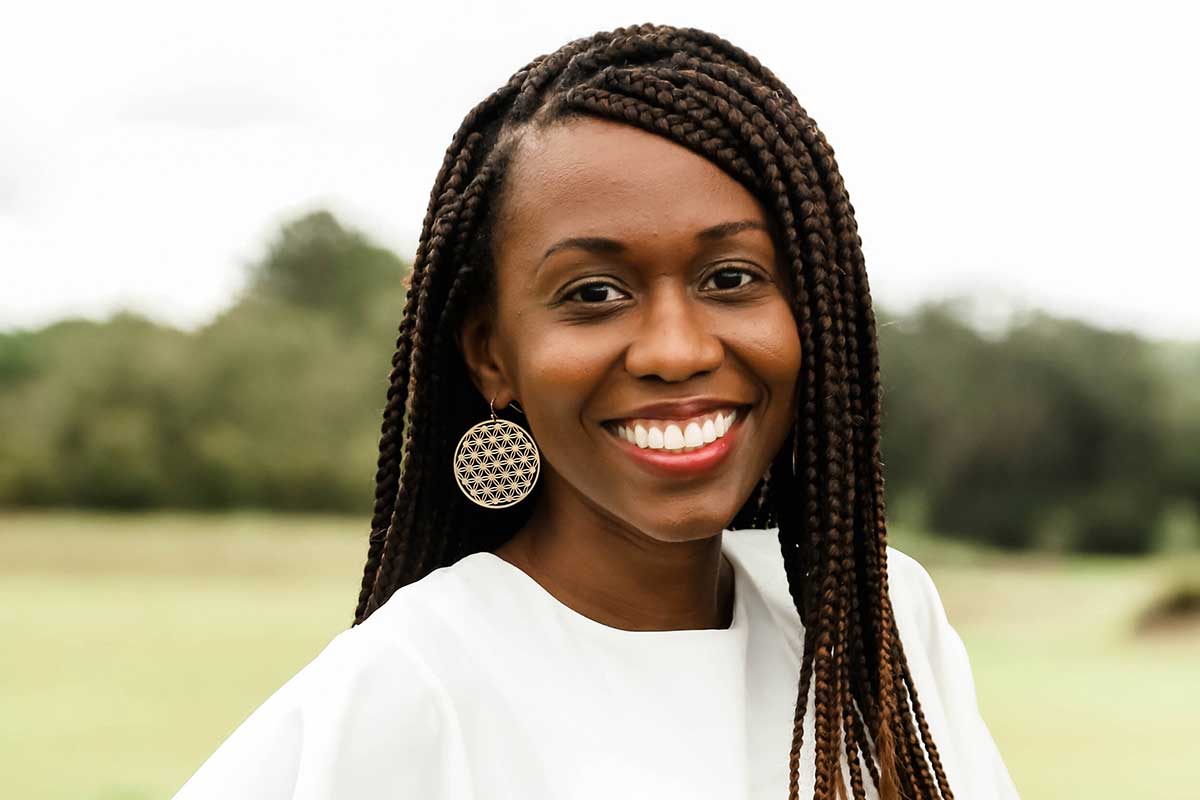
[173, 23, 1019, 800]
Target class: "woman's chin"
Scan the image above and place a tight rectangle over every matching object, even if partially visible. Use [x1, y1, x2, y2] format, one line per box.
[621, 504, 748, 544]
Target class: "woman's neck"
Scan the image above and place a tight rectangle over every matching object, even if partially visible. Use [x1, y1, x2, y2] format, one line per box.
[491, 497, 734, 632]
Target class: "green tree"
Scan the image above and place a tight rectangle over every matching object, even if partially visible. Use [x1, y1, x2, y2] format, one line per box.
[879, 301, 1178, 553]
[242, 210, 408, 332]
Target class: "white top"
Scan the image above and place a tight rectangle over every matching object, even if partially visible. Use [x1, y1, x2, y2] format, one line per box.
[173, 529, 1019, 799]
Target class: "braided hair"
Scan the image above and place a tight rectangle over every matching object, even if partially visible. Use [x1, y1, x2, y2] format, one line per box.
[352, 23, 953, 800]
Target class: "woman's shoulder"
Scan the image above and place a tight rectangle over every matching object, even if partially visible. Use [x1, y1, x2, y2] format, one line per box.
[883, 545, 946, 630]
[721, 528, 944, 625]
[172, 575, 475, 798]
[723, 527, 968, 672]
[359, 551, 516, 651]
[358, 554, 481, 634]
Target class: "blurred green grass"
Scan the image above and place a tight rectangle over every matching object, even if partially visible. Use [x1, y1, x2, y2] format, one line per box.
[1, 512, 1196, 799]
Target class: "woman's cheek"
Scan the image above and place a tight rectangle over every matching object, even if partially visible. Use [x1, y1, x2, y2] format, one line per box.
[737, 302, 801, 387]
[511, 325, 623, 437]
[519, 322, 623, 390]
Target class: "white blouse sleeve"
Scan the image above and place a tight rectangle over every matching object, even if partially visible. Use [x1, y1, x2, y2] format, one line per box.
[887, 547, 1021, 799]
[171, 624, 470, 800]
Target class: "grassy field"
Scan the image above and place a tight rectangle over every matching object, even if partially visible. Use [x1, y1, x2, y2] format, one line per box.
[1, 511, 1196, 799]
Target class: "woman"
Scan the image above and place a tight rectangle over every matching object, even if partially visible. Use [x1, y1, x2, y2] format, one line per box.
[174, 23, 1018, 800]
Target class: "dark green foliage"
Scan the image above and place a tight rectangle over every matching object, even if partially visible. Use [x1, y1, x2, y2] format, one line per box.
[0, 329, 38, 386]
[877, 298, 1198, 554]
[242, 210, 407, 332]
[0, 212, 407, 512]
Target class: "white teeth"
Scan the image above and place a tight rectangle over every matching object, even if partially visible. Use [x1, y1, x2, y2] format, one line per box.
[647, 427, 665, 449]
[611, 408, 743, 452]
[663, 424, 685, 450]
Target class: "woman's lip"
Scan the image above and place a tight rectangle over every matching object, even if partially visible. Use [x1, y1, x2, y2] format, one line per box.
[603, 413, 743, 478]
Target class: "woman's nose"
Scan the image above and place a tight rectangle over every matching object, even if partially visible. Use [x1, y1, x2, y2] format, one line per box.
[623, 289, 724, 382]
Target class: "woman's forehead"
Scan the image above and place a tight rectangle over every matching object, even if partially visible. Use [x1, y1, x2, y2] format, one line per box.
[495, 118, 768, 255]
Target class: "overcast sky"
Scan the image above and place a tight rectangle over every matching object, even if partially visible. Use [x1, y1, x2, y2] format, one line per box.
[3, 0, 1196, 340]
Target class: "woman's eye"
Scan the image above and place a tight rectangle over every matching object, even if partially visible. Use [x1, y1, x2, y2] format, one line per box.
[566, 281, 626, 303]
[703, 267, 756, 291]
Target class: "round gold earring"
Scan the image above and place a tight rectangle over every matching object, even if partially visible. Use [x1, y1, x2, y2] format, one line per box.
[453, 396, 541, 509]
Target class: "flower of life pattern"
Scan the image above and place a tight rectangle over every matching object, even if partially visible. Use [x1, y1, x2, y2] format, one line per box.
[453, 419, 541, 508]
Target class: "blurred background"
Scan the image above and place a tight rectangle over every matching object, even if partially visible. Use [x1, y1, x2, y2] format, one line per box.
[2, 1, 1197, 798]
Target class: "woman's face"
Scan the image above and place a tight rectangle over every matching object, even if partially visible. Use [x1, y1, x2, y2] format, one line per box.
[461, 117, 801, 544]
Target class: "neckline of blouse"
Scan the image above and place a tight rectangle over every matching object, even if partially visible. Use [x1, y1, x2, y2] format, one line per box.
[469, 548, 748, 639]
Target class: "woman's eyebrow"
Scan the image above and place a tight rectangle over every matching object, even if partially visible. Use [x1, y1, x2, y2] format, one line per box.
[695, 219, 769, 241]
[540, 236, 625, 263]
[539, 220, 769, 264]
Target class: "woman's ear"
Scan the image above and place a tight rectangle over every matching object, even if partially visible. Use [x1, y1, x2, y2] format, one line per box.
[457, 304, 516, 409]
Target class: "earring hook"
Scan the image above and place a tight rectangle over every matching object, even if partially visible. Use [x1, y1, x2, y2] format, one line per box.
[488, 395, 525, 418]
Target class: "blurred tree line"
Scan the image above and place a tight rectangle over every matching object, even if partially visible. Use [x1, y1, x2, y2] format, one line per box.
[1, 210, 1196, 554]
